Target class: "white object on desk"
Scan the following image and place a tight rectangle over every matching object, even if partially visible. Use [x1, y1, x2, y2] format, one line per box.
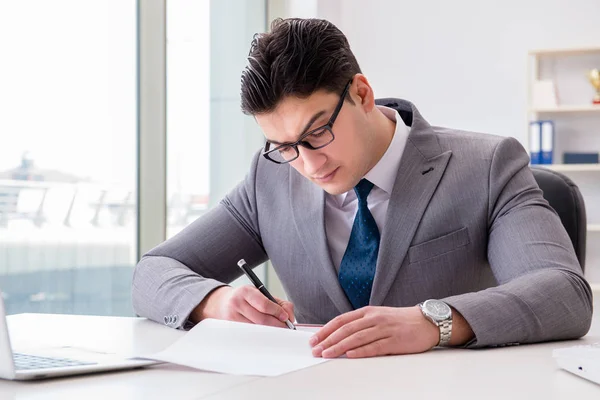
[553, 343, 600, 385]
[0, 292, 158, 381]
[142, 319, 329, 377]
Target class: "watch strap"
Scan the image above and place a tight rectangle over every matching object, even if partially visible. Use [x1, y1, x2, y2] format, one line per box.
[438, 318, 452, 346]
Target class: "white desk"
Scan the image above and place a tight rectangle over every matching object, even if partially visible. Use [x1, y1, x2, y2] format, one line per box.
[1, 311, 599, 400]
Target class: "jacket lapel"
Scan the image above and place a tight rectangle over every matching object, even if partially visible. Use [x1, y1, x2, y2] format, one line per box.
[369, 100, 452, 306]
[289, 170, 353, 314]
[288, 99, 451, 312]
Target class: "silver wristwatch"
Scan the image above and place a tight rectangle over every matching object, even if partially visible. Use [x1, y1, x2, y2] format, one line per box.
[418, 299, 453, 346]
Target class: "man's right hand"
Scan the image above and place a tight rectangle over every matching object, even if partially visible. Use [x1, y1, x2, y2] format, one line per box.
[190, 286, 295, 328]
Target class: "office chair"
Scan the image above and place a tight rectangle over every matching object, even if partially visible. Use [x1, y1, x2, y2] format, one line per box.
[530, 166, 587, 271]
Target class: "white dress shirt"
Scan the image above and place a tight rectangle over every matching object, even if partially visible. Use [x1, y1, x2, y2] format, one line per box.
[325, 106, 410, 271]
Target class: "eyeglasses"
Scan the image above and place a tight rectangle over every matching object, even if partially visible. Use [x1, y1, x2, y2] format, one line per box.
[262, 80, 352, 164]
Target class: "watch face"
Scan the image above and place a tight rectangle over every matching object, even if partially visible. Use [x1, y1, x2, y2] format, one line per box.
[424, 300, 451, 320]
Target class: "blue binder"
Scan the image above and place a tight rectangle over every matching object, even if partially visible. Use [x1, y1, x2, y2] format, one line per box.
[540, 120, 554, 165]
[529, 121, 541, 165]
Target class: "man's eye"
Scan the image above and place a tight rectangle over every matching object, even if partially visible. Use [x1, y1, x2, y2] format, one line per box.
[311, 129, 327, 138]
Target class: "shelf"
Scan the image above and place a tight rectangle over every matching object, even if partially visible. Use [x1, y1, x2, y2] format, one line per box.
[538, 164, 600, 172]
[589, 224, 600, 232]
[529, 47, 600, 57]
[530, 105, 600, 114]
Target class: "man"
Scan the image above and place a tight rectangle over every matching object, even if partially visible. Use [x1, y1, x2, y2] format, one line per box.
[132, 18, 592, 358]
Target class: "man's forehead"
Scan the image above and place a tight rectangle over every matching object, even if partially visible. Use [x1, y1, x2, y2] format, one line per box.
[259, 110, 327, 144]
[275, 93, 328, 116]
[258, 92, 336, 142]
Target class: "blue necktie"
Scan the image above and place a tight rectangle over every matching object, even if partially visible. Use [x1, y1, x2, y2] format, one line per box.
[338, 179, 380, 309]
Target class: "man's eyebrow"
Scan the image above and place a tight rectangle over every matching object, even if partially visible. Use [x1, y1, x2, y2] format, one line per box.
[267, 110, 327, 146]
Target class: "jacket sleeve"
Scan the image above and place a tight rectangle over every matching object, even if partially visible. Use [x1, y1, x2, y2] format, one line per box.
[443, 137, 593, 347]
[131, 151, 268, 329]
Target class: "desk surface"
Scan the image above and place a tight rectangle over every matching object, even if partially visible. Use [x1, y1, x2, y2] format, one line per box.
[1, 307, 599, 400]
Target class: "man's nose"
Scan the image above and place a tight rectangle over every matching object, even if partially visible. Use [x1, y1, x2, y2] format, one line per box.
[298, 146, 327, 176]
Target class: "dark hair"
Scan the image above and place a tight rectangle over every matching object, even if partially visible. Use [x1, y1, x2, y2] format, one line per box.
[240, 18, 361, 115]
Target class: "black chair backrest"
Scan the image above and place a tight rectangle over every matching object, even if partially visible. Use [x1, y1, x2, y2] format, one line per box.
[530, 166, 587, 271]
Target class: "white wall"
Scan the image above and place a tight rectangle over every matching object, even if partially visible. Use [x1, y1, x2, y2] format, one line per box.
[318, 0, 600, 144]
[268, 0, 600, 289]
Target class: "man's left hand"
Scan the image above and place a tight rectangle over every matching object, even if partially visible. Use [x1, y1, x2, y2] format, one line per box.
[309, 306, 439, 358]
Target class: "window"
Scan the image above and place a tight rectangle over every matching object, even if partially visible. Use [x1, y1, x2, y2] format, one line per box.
[166, 0, 268, 283]
[0, 0, 137, 315]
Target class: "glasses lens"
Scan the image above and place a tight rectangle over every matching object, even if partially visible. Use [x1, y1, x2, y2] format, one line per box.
[304, 128, 334, 149]
[266, 144, 298, 163]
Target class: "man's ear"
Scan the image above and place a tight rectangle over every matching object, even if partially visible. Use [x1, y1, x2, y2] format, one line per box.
[352, 74, 376, 112]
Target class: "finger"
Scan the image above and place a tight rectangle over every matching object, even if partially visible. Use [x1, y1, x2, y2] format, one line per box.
[310, 308, 366, 347]
[238, 298, 286, 328]
[277, 299, 295, 322]
[231, 312, 253, 325]
[321, 326, 386, 359]
[244, 288, 289, 321]
[346, 338, 394, 359]
[312, 316, 377, 357]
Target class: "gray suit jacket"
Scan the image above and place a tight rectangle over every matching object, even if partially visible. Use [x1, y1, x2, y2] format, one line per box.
[132, 99, 593, 348]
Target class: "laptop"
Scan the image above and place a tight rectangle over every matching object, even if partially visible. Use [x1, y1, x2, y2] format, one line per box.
[0, 293, 159, 380]
[553, 343, 600, 385]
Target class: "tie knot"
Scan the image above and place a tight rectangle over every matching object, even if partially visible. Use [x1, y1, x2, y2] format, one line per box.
[354, 179, 374, 203]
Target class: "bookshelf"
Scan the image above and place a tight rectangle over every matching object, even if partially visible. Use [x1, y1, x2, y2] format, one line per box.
[531, 104, 600, 114]
[589, 224, 600, 232]
[543, 163, 600, 172]
[529, 47, 600, 57]
[528, 46, 600, 289]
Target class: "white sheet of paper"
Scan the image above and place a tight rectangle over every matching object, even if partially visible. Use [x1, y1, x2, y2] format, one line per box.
[143, 319, 329, 376]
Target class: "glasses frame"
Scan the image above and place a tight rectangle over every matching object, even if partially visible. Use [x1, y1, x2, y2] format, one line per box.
[262, 80, 352, 164]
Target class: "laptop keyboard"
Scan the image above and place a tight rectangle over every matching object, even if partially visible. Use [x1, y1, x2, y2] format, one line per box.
[14, 352, 96, 370]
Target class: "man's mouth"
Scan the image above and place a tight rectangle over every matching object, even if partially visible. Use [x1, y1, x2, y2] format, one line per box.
[313, 167, 338, 182]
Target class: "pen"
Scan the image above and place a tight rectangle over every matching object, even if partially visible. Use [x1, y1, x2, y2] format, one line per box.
[237, 259, 296, 330]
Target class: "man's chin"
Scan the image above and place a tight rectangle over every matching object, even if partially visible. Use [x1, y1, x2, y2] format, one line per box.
[315, 181, 354, 196]
[307, 168, 355, 194]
